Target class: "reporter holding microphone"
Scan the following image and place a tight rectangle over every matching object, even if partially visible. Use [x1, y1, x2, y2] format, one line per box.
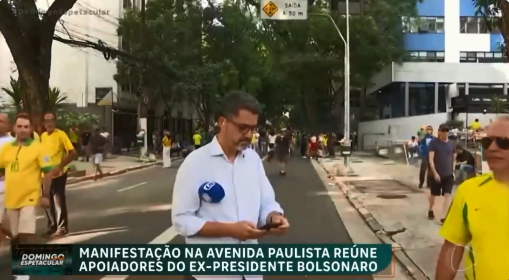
[172, 91, 289, 280]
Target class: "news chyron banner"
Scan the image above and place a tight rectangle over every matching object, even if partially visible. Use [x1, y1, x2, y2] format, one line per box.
[12, 244, 396, 277]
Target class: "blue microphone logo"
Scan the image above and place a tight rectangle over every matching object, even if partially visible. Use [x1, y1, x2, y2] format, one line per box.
[198, 182, 225, 203]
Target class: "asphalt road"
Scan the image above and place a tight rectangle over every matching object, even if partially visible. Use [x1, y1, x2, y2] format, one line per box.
[0, 157, 370, 280]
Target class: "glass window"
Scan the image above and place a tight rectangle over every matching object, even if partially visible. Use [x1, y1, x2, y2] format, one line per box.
[477, 52, 485, 58]
[467, 52, 476, 58]
[438, 84, 447, 113]
[479, 19, 489, 33]
[437, 52, 445, 58]
[460, 17, 467, 33]
[466, 17, 479, 33]
[485, 52, 494, 58]
[409, 17, 419, 33]
[460, 52, 467, 58]
[494, 52, 503, 57]
[409, 83, 435, 116]
[436, 17, 444, 33]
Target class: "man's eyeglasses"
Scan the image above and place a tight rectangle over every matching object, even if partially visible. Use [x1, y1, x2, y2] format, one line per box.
[228, 119, 256, 134]
[481, 137, 509, 150]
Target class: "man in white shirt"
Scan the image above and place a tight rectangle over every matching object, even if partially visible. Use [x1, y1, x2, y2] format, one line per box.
[0, 113, 14, 243]
[172, 91, 289, 280]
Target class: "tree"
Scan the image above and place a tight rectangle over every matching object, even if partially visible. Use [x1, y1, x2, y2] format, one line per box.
[473, 0, 509, 56]
[1, 77, 68, 112]
[0, 0, 77, 127]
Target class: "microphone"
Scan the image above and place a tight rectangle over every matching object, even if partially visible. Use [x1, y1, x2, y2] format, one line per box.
[198, 182, 225, 203]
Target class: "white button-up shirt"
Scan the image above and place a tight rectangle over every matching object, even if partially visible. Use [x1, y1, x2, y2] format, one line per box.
[172, 137, 283, 280]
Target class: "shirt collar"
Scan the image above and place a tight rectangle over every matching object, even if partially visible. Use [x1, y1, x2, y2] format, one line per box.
[208, 136, 245, 158]
[11, 137, 34, 146]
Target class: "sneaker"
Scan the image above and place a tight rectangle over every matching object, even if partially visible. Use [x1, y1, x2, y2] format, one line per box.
[428, 210, 435, 220]
[50, 228, 68, 239]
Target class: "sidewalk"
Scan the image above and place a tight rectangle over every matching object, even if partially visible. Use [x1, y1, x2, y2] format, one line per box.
[320, 153, 463, 280]
[67, 155, 165, 184]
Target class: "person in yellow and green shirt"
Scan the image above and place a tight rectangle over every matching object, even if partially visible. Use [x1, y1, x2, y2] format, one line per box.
[469, 118, 481, 131]
[162, 131, 172, 168]
[0, 113, 55, 245]
[436, 116, 509, 280]
[40, 112, 77, 239]
[69, 126, 79, 151]
[193, 131, 202, 149]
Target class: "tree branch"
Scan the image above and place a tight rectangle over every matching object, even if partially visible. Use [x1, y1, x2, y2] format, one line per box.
[42, 0, 77, 28]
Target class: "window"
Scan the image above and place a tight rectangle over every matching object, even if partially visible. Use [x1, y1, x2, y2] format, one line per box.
[460, 16, 500, 33]
[95, 87, 113, 104]
[409, 83, 435, 116]
[404, 51, 445, 62]
[460, 52, 506, 63]
[402, 17, 444, 33]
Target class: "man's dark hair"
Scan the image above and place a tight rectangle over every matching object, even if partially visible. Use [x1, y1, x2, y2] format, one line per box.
[475, 118, 479, 122]
[456, 144, 464, 151]
[220, 91, 261, 118]
[43, 111, 57, 119]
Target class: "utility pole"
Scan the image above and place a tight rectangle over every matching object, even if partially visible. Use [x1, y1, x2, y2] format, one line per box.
[137, 0, 148, 159]
[344, 0, 351, 171]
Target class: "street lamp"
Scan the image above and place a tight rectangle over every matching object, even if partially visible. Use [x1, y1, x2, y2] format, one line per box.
[309, 7, 351, 170]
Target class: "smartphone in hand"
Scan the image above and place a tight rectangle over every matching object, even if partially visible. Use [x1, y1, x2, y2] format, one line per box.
[258, 222, 283, 231]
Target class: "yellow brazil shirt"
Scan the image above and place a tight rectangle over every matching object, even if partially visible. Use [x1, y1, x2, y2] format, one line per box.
[0, 138, 52, 209]
[162, 136, 171, 147]
[41, 129, 75, 177]
[470, 121, 481, 130]
[69, 130, 79, 143]
[440, 173, 509, 280]
[33, 132, 40, 142]
[193, 134, 202, 145]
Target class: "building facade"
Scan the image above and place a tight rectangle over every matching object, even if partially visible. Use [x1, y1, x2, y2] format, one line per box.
[359, 0, 509, 149]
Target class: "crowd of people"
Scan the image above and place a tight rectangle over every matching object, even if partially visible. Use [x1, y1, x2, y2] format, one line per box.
[0, 112, 112, 251]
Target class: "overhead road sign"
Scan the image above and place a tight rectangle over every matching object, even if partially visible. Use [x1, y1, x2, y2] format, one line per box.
[261, 0, 307, 20]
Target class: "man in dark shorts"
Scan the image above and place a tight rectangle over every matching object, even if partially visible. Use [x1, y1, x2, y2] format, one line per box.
[428, 124, 456, 223]
[275, 130, 291, 175]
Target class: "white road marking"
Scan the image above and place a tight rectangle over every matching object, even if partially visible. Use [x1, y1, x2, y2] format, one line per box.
[117, 182, 147, 192]
[99, 226, 178, 280]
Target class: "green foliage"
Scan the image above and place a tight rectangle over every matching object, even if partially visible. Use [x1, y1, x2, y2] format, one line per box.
[472, 0, 509, 55]
[115, 0, 417, 129]
[491, 95, 509, 114]
[56, 111, 100, 132]
[1, 76, 68, 113]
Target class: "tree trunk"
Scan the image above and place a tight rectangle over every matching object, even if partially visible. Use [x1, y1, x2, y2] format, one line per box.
[0, 0, 77, 132]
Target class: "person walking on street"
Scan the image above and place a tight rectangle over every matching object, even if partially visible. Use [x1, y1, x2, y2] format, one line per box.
[172, 91, 288, 280]
[69, 126, 79, 153]
[89, 129, 108, 181]
[436, 116, 509, 280]
[162, 131, 172, 168]
[41, 112, 77, 238]
[427, 124, 455, 223]
[275, 130, 291, 175]
[192, 131, 202, 149]
[0, 113, 54, 245]
[418, 125, 435, 188]
[100, 127, 110, 160]
[80, 128, 91, 162]
[0, 113, 14, 243]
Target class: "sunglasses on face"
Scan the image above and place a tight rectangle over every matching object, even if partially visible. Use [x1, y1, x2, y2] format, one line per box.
[481, 137, 509, 150]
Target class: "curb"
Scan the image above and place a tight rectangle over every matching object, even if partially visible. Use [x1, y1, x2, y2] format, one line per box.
[319, 161, 430, 280]
[67, 157, 183, 185]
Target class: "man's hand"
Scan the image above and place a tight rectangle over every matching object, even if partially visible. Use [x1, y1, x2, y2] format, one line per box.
[268, 215, 290, 235]
[39, 196, 50, 208]
[229, 221, 267, 241]
[434, 173, 441, 183]
[51, 166, 62, 176]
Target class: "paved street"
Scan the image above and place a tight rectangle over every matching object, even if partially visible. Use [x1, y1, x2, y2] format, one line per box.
[0, 156, 398, 280]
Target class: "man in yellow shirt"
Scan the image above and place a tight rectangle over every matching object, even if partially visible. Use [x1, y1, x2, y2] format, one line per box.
[193, 131, 202, 149]
[469, 118, 481, 130]
[0, 113, 54, 245]
[436, 116, 509, 280]
[41, 112, 77, 238]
